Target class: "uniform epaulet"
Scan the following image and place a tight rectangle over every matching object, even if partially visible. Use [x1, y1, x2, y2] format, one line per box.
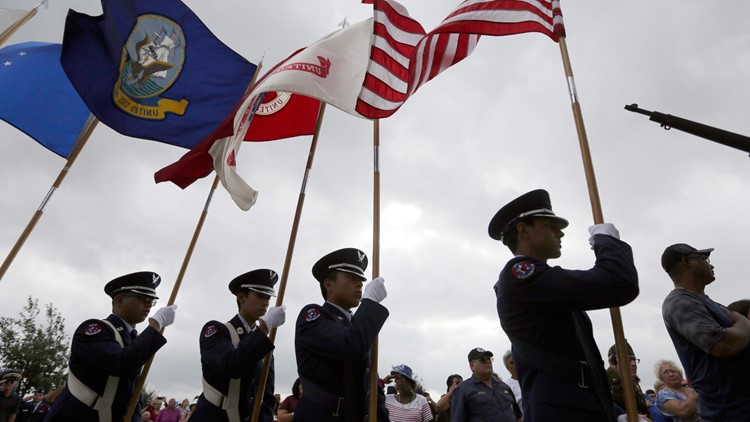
[509, 258, 536, 280]
[201, 320, 225, 339]
[301, 304, 322, 322]
[79, 318, 114, 336]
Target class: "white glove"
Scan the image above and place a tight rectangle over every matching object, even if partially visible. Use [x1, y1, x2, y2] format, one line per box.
[150, 305, 177, 330]
[588, 223, 620, 249]
[362, 277, 387, 303]
[259, 305, 286, 331]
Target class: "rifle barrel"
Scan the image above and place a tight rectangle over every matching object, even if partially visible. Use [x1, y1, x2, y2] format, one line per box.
[625, 104, 750, 155]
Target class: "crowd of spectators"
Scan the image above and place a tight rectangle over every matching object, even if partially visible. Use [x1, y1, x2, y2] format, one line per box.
[0, 348, 732, 422]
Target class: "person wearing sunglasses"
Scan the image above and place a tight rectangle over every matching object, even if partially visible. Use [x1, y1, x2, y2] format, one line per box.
[661, 243, 750, 421]
[191, 269, 286, 422]
[46, 271, 177, 422]
[450, 348, 520, 422]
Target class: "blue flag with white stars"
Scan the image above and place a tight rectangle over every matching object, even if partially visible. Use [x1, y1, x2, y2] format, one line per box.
[0, 42, 90, 158]
[61, 0, 256, 149]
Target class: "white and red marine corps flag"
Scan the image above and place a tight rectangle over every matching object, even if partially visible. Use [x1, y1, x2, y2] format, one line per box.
[248, 18, 373, 118]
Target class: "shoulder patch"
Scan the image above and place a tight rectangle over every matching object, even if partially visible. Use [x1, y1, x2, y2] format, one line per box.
[203, 325, 218, 338]
[305, 307, 321, 322]
[511, 260, 535, 280]
[84, 322, 103, 336]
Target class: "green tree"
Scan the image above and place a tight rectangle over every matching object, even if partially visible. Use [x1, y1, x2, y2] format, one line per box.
[0, 296, 69, 395]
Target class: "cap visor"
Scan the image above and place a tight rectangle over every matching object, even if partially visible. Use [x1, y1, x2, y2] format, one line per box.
[535, 214, 569, 229]
[337, 268, 367, 281]
[244, 287, 277, 297]
[694, 248, 714, 255]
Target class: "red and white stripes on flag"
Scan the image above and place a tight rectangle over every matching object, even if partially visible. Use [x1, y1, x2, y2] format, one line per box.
[356, 0, 565, 119]
[356, 0, 425, 118]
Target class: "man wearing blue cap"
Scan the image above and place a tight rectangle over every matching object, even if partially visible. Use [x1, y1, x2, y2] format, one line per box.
[661, 243, 750, 421]
[489, 189, 639, 421]
[46, 271, 178, 422]
[190, 269, 286, 422]
[294, 247, 389, 422]
[450, 348, 520, 422]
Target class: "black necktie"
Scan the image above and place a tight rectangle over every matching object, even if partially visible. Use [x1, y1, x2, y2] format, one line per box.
[130, 329, 137, 342]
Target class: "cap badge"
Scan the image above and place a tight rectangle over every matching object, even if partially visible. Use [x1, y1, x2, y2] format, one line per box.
[84, 323, 103, 336]
[357, 251, 365, 263]
[269, 270, 276, 279]
[203, 325, 218, 338]
[152, 274, 160, 283]
[476, 347, 485, 353]
[511, 261, 535, 280]
[305, 308, 321, 322]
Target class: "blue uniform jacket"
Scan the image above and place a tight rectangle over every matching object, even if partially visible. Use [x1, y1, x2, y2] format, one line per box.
[190, 314, 275, 422]
[450, 375, 520, 422]
[495, 234, 639, 422]
[45, 314, 166, 422]
[293, 300, 389, 422]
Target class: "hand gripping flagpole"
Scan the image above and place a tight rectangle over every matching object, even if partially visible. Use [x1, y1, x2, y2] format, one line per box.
[0, 113, 98, 284]
[557, 35, 639, 422]
[0, 1, 46, 48]
[368, 118, 381, 422]
[250, 102, 327, 422]
[122, 65, 264, 422]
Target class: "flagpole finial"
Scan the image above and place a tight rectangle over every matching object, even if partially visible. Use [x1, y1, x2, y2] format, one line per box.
[338, 17, 349, 28]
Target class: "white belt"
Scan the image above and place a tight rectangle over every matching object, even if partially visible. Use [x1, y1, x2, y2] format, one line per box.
[201, 321, 242, 422]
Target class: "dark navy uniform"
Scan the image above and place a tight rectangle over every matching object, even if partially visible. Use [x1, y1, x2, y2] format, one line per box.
[46, 271, 166, 422]
[190, 315, 275, 422]
[450, 374, 520, 422]
[45, 314, 166, 421]
[489, 190, 639, 421]
[191, 268, 279, 422]
[294, 248, 389, 422]
[294, 301, 389, 422]
[18, 401, 50, 422]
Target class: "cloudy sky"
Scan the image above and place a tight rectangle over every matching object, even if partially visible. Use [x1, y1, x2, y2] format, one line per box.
[1, 0, 749, 403]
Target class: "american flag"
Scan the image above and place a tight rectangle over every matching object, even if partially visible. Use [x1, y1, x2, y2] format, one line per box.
[356, 0, 565, 119]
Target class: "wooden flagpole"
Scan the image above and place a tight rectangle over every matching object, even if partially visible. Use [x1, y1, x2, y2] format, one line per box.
[558, 36, 638, 422]
[367, 119, 381, 422]
[123, 64, 265, 422]
[249, 102, 327, 422]
[0, 113, 98, 284]
[0, 3, 40, 48]
[122, 173, 221, 421]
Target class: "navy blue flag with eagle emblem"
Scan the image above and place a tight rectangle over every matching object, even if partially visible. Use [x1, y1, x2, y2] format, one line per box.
[60, 0, 256, 149]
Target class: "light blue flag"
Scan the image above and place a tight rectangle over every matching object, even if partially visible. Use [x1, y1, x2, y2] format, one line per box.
[0, 42, 90, 158]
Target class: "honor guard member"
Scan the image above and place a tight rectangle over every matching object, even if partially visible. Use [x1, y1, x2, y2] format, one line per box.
[190, 269, 286, 422]
[294, 248, 390, 422]
[46, 271, 177, 422]
[489, 189, 639, 421]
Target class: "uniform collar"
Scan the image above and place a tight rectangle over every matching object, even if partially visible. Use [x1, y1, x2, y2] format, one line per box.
[325, 301, 352, 321]
[235, 313, 257, 333]
[109, 314, 135, 334]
